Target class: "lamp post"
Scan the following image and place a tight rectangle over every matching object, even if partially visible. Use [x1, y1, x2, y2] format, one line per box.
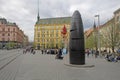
[8, 39, 10, 50]
[95, 15, 101, 54]
[93, 20, 97, 51]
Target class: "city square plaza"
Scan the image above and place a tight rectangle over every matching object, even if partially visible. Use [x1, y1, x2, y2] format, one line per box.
[1, 50, 119, 80]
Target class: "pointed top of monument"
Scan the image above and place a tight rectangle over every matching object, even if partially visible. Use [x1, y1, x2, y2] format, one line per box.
[72, 10, 81, 19]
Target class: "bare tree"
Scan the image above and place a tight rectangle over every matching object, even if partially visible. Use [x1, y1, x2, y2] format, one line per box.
[101, 21, 120, 52]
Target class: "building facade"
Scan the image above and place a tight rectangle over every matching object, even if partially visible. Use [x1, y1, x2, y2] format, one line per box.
[85, 8, 120, 52]
[34, 17, 71, 49]
[23, 35, 29, 47]
[114, 8, 120, 26]
[114, 8, 120, 48]
[0, 18, 28, 49]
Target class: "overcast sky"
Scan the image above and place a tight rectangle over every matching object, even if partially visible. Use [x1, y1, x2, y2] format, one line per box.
[0, 0, 120, 42]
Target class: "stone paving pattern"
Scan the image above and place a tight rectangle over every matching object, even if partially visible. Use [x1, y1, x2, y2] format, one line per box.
[15, 50, 120, 80]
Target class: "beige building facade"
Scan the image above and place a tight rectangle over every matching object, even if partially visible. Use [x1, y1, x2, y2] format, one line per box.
[85, 8, 120, 52]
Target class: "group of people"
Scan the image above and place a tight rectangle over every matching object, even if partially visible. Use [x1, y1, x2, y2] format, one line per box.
[41, 49, 58, 54]
[55, 48, 63, 59]
[23, 47, 36, 55]
[105, 54, 120, 62]
[105, 49, 120, 62]
[86, 48, 120, 62]
[86, 49, 99, 58]
[40, 48, 67, 59]
[22, 47, 120, 62]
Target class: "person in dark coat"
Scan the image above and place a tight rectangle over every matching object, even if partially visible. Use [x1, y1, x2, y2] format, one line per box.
[55, 49, 63, 59]
[41, 50, 43, 54]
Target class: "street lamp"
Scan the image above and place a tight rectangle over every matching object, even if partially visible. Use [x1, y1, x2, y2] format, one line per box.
[95, 15, 101, 54]
[93, 20, 97, 51]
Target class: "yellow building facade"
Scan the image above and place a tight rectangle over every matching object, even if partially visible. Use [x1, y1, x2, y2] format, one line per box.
[34, 17, 71, 49]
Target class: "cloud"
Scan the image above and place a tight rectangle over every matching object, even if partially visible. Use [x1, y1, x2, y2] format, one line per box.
[0, 0, 120, 42]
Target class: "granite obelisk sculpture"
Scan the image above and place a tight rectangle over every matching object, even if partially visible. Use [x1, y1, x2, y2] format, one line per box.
[69, 10, 85, 65]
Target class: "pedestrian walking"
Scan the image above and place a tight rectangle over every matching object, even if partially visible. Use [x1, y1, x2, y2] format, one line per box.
[95, 50, 99, 58]
[41, 50, 43, 54]
[31, 48, 34, 54]
[55, 49, 63, 59]
[87, 49, 90, 57]
[33, 50, 36, 55]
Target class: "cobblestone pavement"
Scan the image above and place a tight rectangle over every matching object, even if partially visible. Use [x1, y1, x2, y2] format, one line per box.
[0, 49, 23, 80]
[15, 50, 120, 80]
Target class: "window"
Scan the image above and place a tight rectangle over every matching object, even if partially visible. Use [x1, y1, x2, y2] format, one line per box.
[56, 33, 58, 37]
[38, 39, 40, 42]
[2, 28, 5, 31]
[47, 31, 49, 34]
[38, 33, 40, 37]
[2, 33, 5, 36]
[13, 28, 15, 31]
[2, 38, 5, 41]
[8, 38, 10, 41]
[116, 16, 120, 22]
[8, 28, 10, 31]
[13, 38, 15, 41]
[8, 33, 10, 36]
[56, 31, 58, 37]
[119, 16, 120, 21]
